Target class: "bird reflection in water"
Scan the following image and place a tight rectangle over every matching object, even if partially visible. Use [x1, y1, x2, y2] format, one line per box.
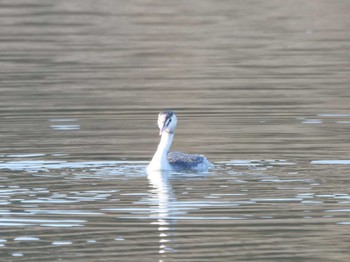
[147, 170, 176, 256]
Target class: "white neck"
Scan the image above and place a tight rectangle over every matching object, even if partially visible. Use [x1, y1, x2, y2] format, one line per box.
[147, 132, 174, 171]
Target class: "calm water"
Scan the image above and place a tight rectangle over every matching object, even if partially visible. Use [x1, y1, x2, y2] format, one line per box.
[1, 0, 350, 261]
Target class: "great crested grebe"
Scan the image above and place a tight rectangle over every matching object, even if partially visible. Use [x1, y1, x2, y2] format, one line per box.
[147, 110, 212, 172]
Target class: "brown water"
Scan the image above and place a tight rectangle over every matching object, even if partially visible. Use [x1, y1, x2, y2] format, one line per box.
[1, 0, 350, 261]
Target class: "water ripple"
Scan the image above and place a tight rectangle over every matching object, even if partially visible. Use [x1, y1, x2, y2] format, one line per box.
[311, 160, 350, 165]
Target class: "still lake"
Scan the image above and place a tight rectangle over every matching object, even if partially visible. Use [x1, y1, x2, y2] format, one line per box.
[1, 0, 350, 261]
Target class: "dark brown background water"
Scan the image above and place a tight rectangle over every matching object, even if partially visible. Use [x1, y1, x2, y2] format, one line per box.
[0, 0, 350, 261]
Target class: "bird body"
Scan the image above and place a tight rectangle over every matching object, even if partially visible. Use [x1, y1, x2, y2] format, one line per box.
[147, 111, 212, 172]
[168, 151, 211, 172]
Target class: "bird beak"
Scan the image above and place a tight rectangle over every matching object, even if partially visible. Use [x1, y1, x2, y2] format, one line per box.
[158, 114, 172, 135]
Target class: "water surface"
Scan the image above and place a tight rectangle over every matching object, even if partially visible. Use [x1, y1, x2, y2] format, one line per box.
[1, 0, 350, 261]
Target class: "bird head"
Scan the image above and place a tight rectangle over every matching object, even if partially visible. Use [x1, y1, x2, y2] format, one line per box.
[158, 110, 177, 135]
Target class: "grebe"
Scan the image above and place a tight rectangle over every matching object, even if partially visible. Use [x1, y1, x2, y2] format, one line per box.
[147, 110, 212, 172]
